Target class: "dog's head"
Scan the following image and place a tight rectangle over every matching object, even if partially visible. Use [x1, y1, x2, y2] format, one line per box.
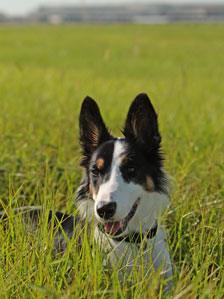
[76, 93, 169, 237]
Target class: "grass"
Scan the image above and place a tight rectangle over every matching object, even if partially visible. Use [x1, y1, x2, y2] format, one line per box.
[0, 23, 224, 298]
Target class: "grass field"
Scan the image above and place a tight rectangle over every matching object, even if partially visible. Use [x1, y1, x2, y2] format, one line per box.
[0, 24, 224, 298]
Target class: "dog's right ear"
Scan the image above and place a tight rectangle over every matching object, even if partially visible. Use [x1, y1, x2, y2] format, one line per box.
[79, 96, 112, 167]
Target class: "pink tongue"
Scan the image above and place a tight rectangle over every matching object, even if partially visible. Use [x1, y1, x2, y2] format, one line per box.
[104, 222, 122, 235]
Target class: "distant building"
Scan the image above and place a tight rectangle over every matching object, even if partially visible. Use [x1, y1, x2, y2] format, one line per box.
[27, 3, 224, 24]
[1, 3, 224, 24]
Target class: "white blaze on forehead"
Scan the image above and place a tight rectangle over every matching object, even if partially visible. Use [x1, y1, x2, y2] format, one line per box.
[107, 140, 126, 186]
[112, 140, 126, 164]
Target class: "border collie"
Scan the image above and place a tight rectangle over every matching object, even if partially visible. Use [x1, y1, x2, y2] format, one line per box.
[76, 93, 173, 287]
[0, 93, 173, 290]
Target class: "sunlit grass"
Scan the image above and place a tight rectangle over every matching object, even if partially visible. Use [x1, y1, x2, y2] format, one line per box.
[0, 23, 223, 298]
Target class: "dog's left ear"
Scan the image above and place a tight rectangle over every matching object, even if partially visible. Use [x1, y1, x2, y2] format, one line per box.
[123, 93, 161, 153]
[79, 96, 112, 166]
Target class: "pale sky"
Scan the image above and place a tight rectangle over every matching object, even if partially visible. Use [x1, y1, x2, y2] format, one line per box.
[1, 0, 224, 16]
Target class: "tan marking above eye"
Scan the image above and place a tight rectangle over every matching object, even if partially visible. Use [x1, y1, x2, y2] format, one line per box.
[96, 158, 105, 170]
[145, 176, 154, 192]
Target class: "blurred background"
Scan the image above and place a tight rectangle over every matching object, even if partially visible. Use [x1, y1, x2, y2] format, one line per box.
[1, 0, 224, 24]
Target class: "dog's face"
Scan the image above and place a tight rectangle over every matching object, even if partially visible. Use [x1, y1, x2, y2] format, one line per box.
[77, 93, 169, 237]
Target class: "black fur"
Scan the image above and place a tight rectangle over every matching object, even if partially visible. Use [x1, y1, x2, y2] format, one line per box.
[120, 142, 167, 193]
[121, 93, 167, 192]
[120, 93, 166, 193]
[78, 96, 114, 202]
[123, 93, 161, 152]
[79, 96, 113, 167]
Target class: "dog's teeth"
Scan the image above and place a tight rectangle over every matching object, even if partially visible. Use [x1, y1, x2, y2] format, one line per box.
[104, 222, 122, 235]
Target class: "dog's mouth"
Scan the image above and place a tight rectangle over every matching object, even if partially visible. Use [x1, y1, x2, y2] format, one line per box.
[100, 198, 140, 237]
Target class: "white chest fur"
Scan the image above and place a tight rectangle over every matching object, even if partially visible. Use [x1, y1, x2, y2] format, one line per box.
[94, 226, 173, 284]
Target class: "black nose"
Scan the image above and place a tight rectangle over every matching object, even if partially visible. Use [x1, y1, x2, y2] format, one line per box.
[96, 201, 117, 220]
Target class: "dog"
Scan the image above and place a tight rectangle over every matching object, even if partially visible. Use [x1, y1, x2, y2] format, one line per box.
[0, 93, 173, 290]
[76, 93, 173, 289]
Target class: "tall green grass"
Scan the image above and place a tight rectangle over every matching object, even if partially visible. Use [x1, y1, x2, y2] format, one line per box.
[0, 24, 223, 298]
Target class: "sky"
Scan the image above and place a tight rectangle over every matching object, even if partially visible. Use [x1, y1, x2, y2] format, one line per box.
[1, 0, 224, 16]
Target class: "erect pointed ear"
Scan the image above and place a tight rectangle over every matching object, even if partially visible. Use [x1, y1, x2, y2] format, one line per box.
[123, 93, 161, 152]
[79, 96, 112, 166]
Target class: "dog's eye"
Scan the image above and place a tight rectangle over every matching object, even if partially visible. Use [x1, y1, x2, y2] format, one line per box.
[91, 165, 100, 177]
[126, 166, 136, 177]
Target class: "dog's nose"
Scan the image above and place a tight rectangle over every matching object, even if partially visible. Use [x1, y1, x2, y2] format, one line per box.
[96, 201, 117, 220]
